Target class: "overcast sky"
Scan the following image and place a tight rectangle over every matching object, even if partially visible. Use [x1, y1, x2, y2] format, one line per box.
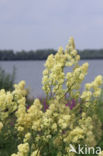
[0, 0, 103, 51]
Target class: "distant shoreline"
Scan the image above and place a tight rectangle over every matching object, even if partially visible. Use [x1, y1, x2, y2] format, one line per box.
[0, 58, 103, 61]
[0, 49, 103, 60]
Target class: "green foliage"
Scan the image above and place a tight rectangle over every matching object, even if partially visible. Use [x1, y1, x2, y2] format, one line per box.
[0, 66, 16, 91]
[0, 123, 19, 156]
[96, 88, 103, 123]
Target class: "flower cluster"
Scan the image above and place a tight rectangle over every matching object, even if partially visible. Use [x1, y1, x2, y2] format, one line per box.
[0, 80, 27, 122]
[42, 37, 81, 100]
[15, 98, 43, 134]
[11, 143, 29, 156]
[0, 37, 102, 156]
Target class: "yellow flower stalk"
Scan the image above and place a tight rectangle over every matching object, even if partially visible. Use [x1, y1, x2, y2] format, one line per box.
[0, 37, 102, 156]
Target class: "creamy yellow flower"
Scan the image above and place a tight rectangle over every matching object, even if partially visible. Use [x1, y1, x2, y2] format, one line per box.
[0, 122, 3, 131]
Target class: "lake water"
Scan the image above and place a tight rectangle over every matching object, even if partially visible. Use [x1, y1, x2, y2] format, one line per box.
[0, 60, 103, 97]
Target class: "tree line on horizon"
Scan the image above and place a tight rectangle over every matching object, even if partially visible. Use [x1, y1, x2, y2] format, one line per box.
[0, 49, 103, 60]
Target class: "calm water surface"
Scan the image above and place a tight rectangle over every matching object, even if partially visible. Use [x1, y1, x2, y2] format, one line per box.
[0, 60, 103, 97]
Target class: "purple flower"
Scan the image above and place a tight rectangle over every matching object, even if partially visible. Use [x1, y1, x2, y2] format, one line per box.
[66, 99, 76, 110]
[39, 97, 48, 111]
[43, 99, 48, 111]
[65, 101, 71, 107]
[27, 105, 30, 110]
